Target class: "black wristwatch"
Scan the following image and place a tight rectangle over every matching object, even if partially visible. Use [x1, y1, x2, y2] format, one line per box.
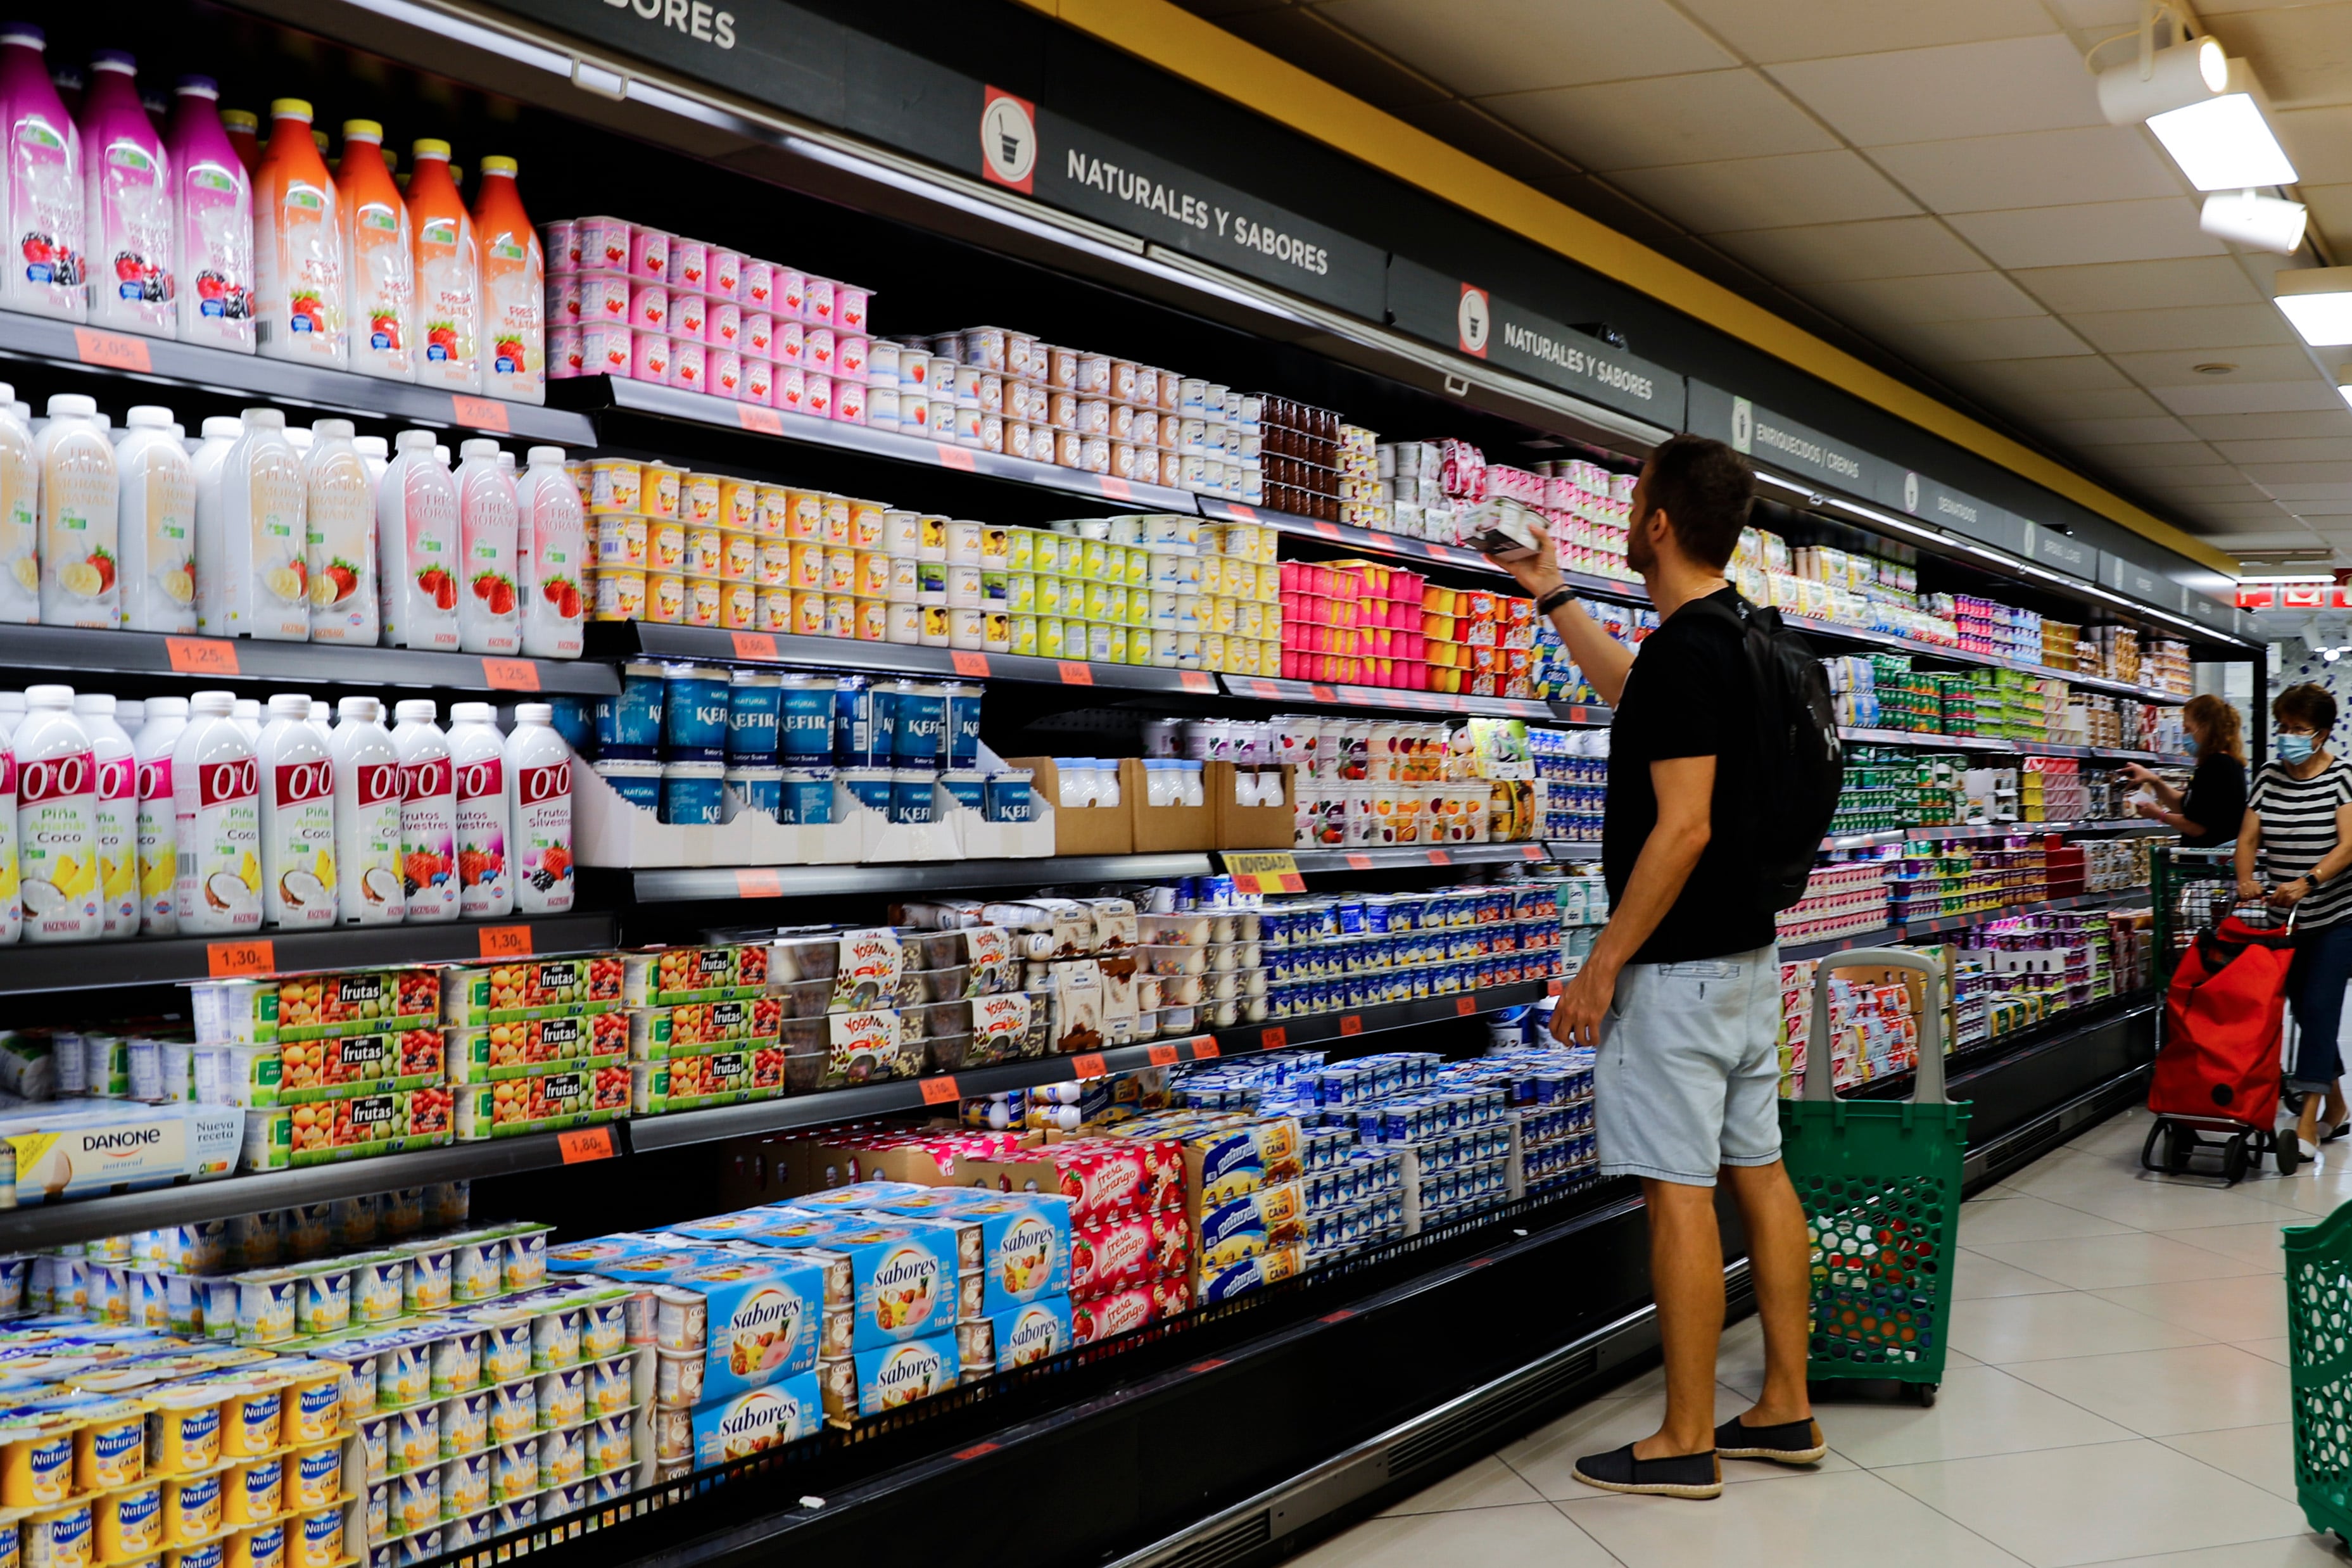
[1535, 585, 1574, 616]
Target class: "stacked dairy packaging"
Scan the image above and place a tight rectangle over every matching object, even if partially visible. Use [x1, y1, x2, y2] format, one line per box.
[0, 386, 584, 656]
[0, 683, 572, 944]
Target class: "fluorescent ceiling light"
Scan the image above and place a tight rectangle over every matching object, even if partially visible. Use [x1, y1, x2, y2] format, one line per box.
[2199, 190, 2306, 253]
[2275, 267, 2352, 346]
[2146, 61, 2297, 190]
[2096, 36, 2227, 124]
[2338, 365, 2352, 410]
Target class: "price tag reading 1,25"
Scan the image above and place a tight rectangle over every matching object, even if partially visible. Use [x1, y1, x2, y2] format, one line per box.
[207, 939, 275, 978]
[919, 1075, 961, 1106]
[951, 650, 990, 678]
[481, 659, 540, 692]
[165, 636, 239, 676]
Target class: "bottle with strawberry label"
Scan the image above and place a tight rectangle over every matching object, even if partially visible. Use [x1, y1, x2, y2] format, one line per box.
[514, 446, 583, 659]
[0, 383, 35, 626]
[471, 156, 541, 405]
[407, 139, 477, 393]
[330, 695, 401, 925]
[171, 687, 259, 935]
[72, 692, 135, 938]
[253, 99, 345, 366]
[447, 702, 510, 917]
[455, 438, 518, 655]
[216, 407, 308, 640]
[391, 699, 455, 924]
[339, 120, 413, 383]
[115, 405, 196, 635]
[131, 693, 185, 935]
[79, 51, 172, 338]
[505, 703, 571, 914]
[0, 27, 86, 322]
[303, 419, 377, 645]
[257, 692, 335, 928]
[0, 719, 17, 946]
[165, 77, 252, 352]
[377, 429, 458, 650]
[36, 394, 118, 629]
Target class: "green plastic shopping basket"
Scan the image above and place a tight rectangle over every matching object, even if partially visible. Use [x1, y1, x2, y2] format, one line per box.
[1782, 949, 1971, 1406]
[2285, 1202, 2352, 1541]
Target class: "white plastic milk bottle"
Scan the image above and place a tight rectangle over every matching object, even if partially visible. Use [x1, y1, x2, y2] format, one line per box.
[16, 685, 99, 942]
[377, 429, 459, 650]
[505, 702, 572, 913]
[447, 702, 511, 917]
[170, 688, 260, 934]
[303, 418, 377, 644]
[72, 693, 135, 937]
[187, 414, 239, 635]
[217, 407, 308, 639]
[391, 699, 456, 923]
[331, 695, 401, 925]
[37, 395, 119, 629]
[257, 692, 336, 928]
[0, 383, 36, 624]
[114, 405, 197, 633]
[455, 439, 518, 655]
[514, 446, 583, 659]
[132, 693, 186, 934]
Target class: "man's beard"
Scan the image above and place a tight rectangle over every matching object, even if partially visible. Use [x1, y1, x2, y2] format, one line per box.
[1627, 516, 1655, 576]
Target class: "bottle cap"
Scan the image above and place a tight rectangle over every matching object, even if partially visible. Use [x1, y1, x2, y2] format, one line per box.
[267, 694, 311, 719]
[394, 700, 438, 723]
[270, 98, 312, 122]
[191, 692, 234, 717]
[479, 155, 517, 177]
[412, 138, 450, 160]
[341, 119, 382, 142]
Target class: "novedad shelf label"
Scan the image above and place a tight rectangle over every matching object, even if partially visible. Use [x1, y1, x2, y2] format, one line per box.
[1223, 850, 1304, 894]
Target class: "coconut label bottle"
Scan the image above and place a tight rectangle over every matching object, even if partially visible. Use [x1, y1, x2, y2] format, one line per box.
[407, 140, 477, 391]
[258, 693, 335, 928]
[79, 50, 174, 336]
[0, 28, 86, 321]
[252, 99, 345, 365]
[339, 120, 412, 382]
[164, 77, 253, 351]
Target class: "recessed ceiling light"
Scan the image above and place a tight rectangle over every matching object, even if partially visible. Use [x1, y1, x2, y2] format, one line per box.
[2192, 362, 2237, 375]
[2275, 267, 2352, 346]
[2147, 68, 2298, 191]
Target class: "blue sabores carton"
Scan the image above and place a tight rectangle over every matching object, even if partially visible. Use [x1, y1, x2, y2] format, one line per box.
[961, 1295, 1073, 1373]
[643, 1255, 825, 1403]
[682, 1370, 823, 1463]
[847, 1189, 1072, 1315]
[818, 1330, 960, 1424]
[773, 1224, 958, 1351]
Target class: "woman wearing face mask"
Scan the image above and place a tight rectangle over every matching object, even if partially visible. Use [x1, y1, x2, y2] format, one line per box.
[2123, 694, 2246, 846]
[2238, 682, 2352, 1159]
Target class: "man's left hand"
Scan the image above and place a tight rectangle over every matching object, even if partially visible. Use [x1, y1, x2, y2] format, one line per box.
[1551, 957, 1618, 1047]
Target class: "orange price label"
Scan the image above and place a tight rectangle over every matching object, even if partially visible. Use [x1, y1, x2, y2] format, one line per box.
[1320, 1309, 1355, 1324]
[451, 395, 510, 433]
[557, 1125, 616, 1163]
[1521, 844, 1543, 860]
[206, 939, 275, 978]
[1259, 1026, 1287, 1050]
[1247, 679, 1281, 700]
[1191, 1038, 1220, 1059]
[1226, 503, 1258, 521]
[951, 650, 990, 677]
[935, 443, 977, 472]
[1178, 671, 1216, 693]
[1099, 475, 1133, 501]
[1068, 1053, 1107, 1079]
[1311, 683, 1338, 703]
[731, 632, 779, 660]
[918, 1075, 961, 1105]
[1056, 661, 1094, 686]
[165, 636, 239, 676]
[1338, 1015, 1363, 1037]
[481, 659, 541, 691]
[1147, 1043, 1179, 1066]
[1455, 996, 1476, 1016]
[1345, 853, 1372, 870]
[738, 405, 785, 436]
[73, 327, 151, 372]
[735, 868, 784, 898]
[952, 1443, 999, 1462]
[1547, 978, 1563, 997]
[1426, 849, 1453, 866]
[1312, 521, 1342, 538]
[477, 925, 533, 959]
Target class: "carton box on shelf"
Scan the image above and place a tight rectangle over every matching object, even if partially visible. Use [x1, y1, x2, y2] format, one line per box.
[1122, 757, 1215, 853]
[1215, 760, 1296, 850]
[242, 1088, 454, 1170]
[1002, 757, 1131, 856]
[455, 1065, 631, 1139]
[441, 958, 626, 1025]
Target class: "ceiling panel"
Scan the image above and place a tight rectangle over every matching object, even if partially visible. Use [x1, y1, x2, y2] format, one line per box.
[1944, 355, 2139, 395]
[2064, 441, 2235, 470]
[1763, 37, 2107, 146]
[1869, 127, 2180, 213]
[2103, 345, 2322, 385]
[1706, 215, 1987, 283]
[1880, 314, 2090, 362]
[2216, 439, 2352, 464]
[1799, 270, 2042, 324]
[1614, 150, 1923, 234]
[2239, 462, 2352, 486]
[2067, 304, 2306, 355]
[2272, 106, 2352, 186]
[2185, 410, 2352, 441]
[2038, 414, 2201, 444]
[2153, 381, 2352, 416]
[2205, 5, 2352, 110]
[1481, 70, 1840, 172]
[2266, 483, 2352, 501]
[1944, 199, 2223, 269]
[1308, 0, 1735, 97]
[1671, 0, 2056, 65]
[2003, 258, 2271, 315]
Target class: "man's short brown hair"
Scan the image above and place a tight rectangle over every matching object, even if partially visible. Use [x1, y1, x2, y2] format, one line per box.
[1641, 434, 1754, 570]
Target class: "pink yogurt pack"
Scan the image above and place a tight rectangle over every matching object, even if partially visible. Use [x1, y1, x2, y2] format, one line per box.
[836, 335, 869, 383]
[743, 357, 775, 405]
[833, 379, 865, 424]
[674, 290, 708, 341]
[804, 277, 835, 326]
[541, 220, 579, 272]
[577, 216, 632, 273]
[837, 286, 869, 334]
[629, 227, 671, 282]
[710, 249, 742, 300]
[709, 350, 743, 400]
[775, 269, 807, 319]
[581, 321, 634, 377]
[576, 275, 631, 323]
[775, 366, 807, 413]
[707, 301, 741, 349]
[775, 320, 804, 366]
[740, 260, 776, 310]
[631, 330, 672, 383]
[671, 338, 707, 392]
[671, 238, 709, 294]
[742, 312, 774, 359]
[548, 326, 583, 379]
[628, 282, 669, 332]
[804, 372, 833, 418]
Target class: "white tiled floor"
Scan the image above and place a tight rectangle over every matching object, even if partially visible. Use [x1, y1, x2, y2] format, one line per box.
[1285, 1107, 2348, 1568]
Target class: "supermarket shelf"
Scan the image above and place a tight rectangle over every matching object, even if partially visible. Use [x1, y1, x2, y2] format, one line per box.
[1821, 819, 2172, 851]
[0, 912, 619, 996]
[1287, 842, 1564, 873]
[0, 312, 593, 443]
[1838, 724, 2180, 764]
[0, 624, 619, 696]
[559, 375, 1202, 513]
[613, 853, 1217, 904]
[1206, 499, 1647, 605]
[1219, 673, 1560, 720]
[1792, 616, 2187, 706]
[586, 622, 1214, 695]
[1780, 886, 2150, 961]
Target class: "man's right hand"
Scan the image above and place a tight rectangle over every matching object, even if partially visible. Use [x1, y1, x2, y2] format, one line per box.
[1485, 529, 1565, 602]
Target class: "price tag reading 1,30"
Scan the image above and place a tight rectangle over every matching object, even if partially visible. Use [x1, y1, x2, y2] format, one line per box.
[1068, 1053, 1107, 1079]
[477, 925, 533, 959]
[919, 1075, 961, 1105]
[1223, 850, 1305, 895]
[557, 1125, 616, 1163]
[207, 939, 275, 978]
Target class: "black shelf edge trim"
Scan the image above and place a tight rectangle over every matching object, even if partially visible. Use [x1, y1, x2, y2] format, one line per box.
[621, 854, 1218, 904]
[588, 622, 1209, 694]
[0, 625, 618, 696]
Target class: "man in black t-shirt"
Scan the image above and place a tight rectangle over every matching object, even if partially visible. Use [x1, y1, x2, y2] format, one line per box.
[1491, 434, 1821, 1501]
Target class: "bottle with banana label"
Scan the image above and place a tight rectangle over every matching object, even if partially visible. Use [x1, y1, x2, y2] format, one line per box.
[115, 406, 198, 634]
[220, 407, 309, 640]
[37, 395, 120, 631]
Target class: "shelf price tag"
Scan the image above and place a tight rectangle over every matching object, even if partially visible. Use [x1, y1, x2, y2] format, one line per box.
[1425, 849, 1453, 866]
[557, 1125, 616, 1163]
[1258, 1026, 1286, 1051]
[1344, 853, 1372, 871]
[738, 405, 785, 437]
[1312, 521, 1342, 539]
[1520, 844, 1543, 860]
[1455, 996, 1476, 1016]
[731, 632, 780, 660]
[1056, 661, 1094, 686]
[1223, 850, 1304, 894]
[1310, 684, 1339, 704]
[918, 1075, 961, 1106]
[1338, 1015, 1363, 1036]
[1178, 672, 1216, 693]
[74, 328, 151, 372]
[477, 925, 533, 959]
[481, 659, 540, 691]
[1099, 476, 1133, 500]
[165, 636, 239, 676]
[1246, 679, 1282, 701]
[1068, 1053, 1107, 1079]
[1190, 1038, 1220, 1059]
[1147, 1043, 1179, 1066]
[207, 939, 275, 978]
[951, 650, 990, 677]
[935, 444, 977, 472]
[451, 395, 510, 433]
[1546, 978, 1562, 997]
[734, 868, 784, 898]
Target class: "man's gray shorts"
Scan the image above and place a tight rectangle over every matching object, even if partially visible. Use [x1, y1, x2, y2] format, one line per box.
[1594, 944, 1783, 1187]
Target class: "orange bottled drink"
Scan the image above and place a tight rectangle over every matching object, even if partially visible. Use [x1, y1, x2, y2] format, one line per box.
[406, 139, 478, 393]
[251, 99, 345, 365]
[338, 119, 414, 382]
[470, 155, 543, 405]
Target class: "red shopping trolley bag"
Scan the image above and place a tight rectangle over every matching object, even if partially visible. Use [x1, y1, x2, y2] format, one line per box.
[2152, 908, 2293, 1134]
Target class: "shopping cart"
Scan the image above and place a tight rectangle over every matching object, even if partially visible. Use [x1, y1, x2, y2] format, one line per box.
[2153, 845, 2246, 985]
[2143, 892, 2298, 1182]
[2284, 1201, 2352, 1545]
[1783, 949, 1968, 1407]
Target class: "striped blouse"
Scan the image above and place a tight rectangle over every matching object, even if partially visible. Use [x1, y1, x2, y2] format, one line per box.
[2251, 757, 2352, 929]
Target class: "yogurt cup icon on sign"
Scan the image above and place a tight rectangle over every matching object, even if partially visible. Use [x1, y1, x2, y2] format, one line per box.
[978, 89, 1035, 193]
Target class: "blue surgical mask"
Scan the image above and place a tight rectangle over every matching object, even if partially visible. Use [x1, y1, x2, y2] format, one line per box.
[2281, 733, 2318, 764]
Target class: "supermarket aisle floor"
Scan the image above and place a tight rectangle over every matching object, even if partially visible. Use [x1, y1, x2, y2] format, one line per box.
[1288, 1107, 2349, 1568]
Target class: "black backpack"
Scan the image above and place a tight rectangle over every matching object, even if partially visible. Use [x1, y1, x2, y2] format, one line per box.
[1691, 594, 1843, 911]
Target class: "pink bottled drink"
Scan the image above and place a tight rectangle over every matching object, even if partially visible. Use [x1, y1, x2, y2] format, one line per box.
[164, 76, 253, 351]
[0, 25, 85, 320]
[79, 50, 173, 336]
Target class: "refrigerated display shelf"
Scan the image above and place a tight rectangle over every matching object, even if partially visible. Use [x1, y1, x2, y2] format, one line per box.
[1286, 842, 1567, 873]
[0, 312, 594, 444]
[1790, 616, 2187, 705]
[585, 621, 1217, 694]
[609, 853, 1218, 904]
[1823, 819, 2170, 850]
[559, 374, 1204, 512]
[1218, 673, 1563, 721]
[1838, 725, 2187, 764]
[0, 911, 619, 996]
[1780, 886, 2149, 962]
[0, 624, 619, 696]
